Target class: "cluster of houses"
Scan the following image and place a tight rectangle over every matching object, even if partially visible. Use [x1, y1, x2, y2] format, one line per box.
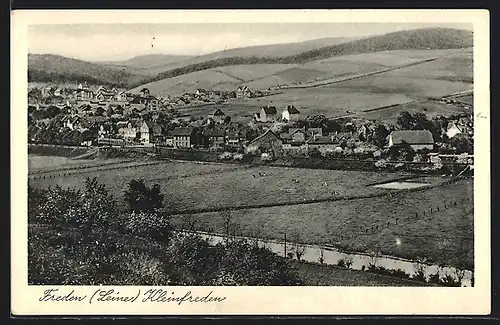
[28, 81, 474, 157]
[246, 126, 438, 157]
[254, 105, 301, 123]
[29, 82, 267, 114]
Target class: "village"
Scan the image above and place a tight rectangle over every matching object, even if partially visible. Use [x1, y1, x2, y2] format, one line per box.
[27, 82, 474, 166]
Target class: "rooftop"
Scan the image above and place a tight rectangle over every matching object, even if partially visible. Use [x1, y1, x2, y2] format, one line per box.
[171, 127, 195, 136]
[388, 130, 434, 144]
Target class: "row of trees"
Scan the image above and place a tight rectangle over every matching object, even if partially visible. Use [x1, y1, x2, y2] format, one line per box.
[28, 178, 303, 285]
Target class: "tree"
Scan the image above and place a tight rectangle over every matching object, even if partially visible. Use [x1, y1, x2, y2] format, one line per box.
[450, 136, 473, 154]
[124, 179, 164, 213]
[399, 141, 416, 161]
[413, 112, 429, 130]
[223, 116, 232, 124]
[396, 111, 414, 130]
[372, 124, 390, 148]
[45, 105, 61, 119]
[307, 147, 322, 158]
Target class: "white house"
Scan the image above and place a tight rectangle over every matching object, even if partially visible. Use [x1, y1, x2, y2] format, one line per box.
[254, 106, 278, 123]
[446, 122, 465, 138]
[282, 105, 300, 122]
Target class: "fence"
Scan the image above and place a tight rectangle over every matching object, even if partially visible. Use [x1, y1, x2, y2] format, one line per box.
[28, 160, 170, 181]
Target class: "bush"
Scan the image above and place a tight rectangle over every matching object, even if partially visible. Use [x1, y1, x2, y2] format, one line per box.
[233, 153, 244, 161]
[30, 178, 118, 231]
[375, 159, 387, 168]
[245, 146, 260, 156]
[218, 151, 232, 160]
[428, 271, 441, 284]
[125, 211, 173, 243]
[440, 274, 461, 287]
[124, 179, 164, 213]
[337, 256, 353, 268]
[261, 153, 272, 162]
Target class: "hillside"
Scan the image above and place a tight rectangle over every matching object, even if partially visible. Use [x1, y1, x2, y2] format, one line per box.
[134, 48, 471, 97]
[28, 28, 472, 91]
[136, 28, 473, 88]
[144, 37, 359, 74]
[97, 54, 195, 70]
[28, 54, 149, 88]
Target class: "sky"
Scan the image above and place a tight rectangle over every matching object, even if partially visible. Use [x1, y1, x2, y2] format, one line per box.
[28, 23, 472, 62]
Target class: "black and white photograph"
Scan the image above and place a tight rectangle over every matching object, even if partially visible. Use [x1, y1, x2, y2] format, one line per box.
[11, 9, 491, 315]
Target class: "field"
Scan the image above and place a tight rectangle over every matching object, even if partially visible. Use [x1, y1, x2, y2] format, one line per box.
[173, 178, 473, 270]
[358, 100, 471, 123]
[454, 94, 474, 106]
[233, 50, 472, 119]
[128, 48, 472, 111]
[130, 69, 241, 96]
[29, 156, 419, 211]
[29, 155, 473, 270]
[383, 51, 473, 83]
[215, 64, 297, 82]
[28, 155, 130, 173]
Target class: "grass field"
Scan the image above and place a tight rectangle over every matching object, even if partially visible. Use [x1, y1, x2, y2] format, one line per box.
[383, 52, 473, 83]
[28, 155, 130, 173]
[29, 157, 422, 212]
[215, 64, 297, 82]
[359, 100, 470, 123]
[130, 69, 241, 97]
[29, 155, 473, 270]
[454, 94, 474, 106]
[171, 178, 473, 270]
[317, 49, 468, 66]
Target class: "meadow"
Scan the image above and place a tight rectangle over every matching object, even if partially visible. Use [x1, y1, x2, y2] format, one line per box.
[172, 178, 473, 270]
[29, 156, 417, 212]
[29, 155, 474, 270]
[359, 100, 470, 123]
[28, 155, 131, 173]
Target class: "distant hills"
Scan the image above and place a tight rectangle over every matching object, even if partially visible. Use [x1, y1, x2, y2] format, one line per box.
[28, 27, 473, 90]
[95, 54, 195, 70]
[28, 54, 150, 88]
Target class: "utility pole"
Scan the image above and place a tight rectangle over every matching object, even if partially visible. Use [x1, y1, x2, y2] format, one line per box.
[284, 232, 287, 258]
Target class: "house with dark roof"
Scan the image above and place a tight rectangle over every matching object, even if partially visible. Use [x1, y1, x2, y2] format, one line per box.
[254, 106, 278, 123]
[202, 128, 226, 149]
[225, 129, 247, 148]
[247, 129, 282, 156]
[282, 105, 300, 122]
[171, 127, 197, 148]
[307, 128, 323, 138]
[74, 88, 94, 101]
[115, 91, 128, 102]
[331, 131, 359, 142]
[305, 135, 340, 154]
[139, 120, 162, 144]
[96, 91, 115, 102]
[236, 85, 252, 99]
[208, 109, 226, 124]
[387, 130, 434, 151]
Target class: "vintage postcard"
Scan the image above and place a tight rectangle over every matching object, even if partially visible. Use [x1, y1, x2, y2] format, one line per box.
[11, 9, 490, 315]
